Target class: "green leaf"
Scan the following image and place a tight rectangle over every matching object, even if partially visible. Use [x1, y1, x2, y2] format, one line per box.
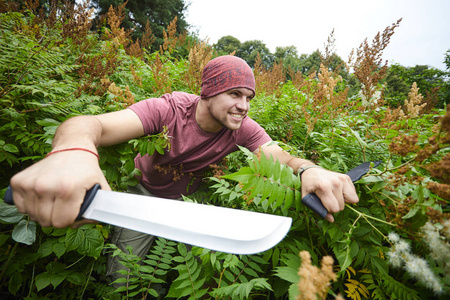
[36, 118, 61, 127]
[0, 234, 9, 247]
[274, 184, 285, 208]
[53, 242, 66, 258]
[38, 240, 54, 257]
[0, 202, 24, 223]
[8, 272, 22, 295]
[65, 228, 84, 251]
[50, 272, 66, 289]
[80, 226, 104, 257]
[66, 272, 86, 286]
[3, 144, 18, 153]
[12, 219, 36, 245]
[221, 167, 254, 183]
[334, 244, 352, 273]
[35, 272, 51, 291]
[371, 256, 388, 277]
[155, 144, 164, 154]
[283, 188, 294, 210]
[248, 176, 265, 199]
[402, 207, 418, 219]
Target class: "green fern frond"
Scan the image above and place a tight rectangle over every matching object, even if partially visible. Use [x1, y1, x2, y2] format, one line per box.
[109, 238, 177, 298]
[221, 147, 301, 212]
[211, 278, 272, 300]
[379, 274, 421, 300]
[167, 243, 209, 299]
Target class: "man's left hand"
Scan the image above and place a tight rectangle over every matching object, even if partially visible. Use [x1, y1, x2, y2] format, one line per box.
[300, 167, 358, 222]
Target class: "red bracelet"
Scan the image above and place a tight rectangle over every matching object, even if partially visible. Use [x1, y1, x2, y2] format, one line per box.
[46, 148, 100, 160]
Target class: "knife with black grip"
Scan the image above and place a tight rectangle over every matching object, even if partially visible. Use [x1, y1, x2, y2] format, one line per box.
[301, 161, 382, 218]
[4, 183, 291, 255]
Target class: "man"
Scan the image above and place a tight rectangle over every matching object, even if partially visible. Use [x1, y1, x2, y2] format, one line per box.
[10, 55, 357, 280]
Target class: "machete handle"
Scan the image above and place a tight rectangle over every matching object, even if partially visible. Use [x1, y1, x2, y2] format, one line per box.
[3, 184, 101, 221]
[301, 193, 328, 218]
[76, 184, 101, 220]
[4, 185, 13, 205]
[301, 161, 383, 218]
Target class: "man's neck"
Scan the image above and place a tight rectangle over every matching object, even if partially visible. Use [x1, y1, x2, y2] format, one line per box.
[195, 98, 222, 133]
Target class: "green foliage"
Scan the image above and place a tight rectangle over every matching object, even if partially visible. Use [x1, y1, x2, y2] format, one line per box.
[445, 49, 450, 71]
[222, 145, 301, 213]
[214, 35, 242, 56]
[167, 243, 209, 299]
[92, 0, 189, 50]
[238, 40, 274, 68]
[385, 63, 450, 107]
[109, 238, 177, 298]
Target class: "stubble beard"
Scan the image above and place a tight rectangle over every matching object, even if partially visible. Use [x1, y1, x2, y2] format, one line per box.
[208, 105, 242, 131]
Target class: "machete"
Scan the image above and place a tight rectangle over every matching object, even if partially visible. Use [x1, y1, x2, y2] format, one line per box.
[4, 185, 292, 255]
[301, 161, 382, 218]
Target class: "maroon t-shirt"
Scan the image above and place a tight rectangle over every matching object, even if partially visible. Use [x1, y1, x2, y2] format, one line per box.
[128, 92, 272, 198]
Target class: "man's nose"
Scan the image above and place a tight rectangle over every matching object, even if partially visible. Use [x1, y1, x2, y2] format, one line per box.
[236, 96, 249, 111]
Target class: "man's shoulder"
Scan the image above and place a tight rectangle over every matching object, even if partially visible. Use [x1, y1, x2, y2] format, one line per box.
[167, 91, 199, 104]
[132, 92, 199, 112]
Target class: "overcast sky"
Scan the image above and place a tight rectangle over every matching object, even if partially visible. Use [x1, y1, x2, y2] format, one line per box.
[185, 0, 450, 71]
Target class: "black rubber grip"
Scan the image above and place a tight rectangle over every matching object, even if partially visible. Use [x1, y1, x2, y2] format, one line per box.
[301, 193, 328, 218]
[301, 161, 382, 218]
[4, 186, 13, 205]
[3, 184, 101, 221]
[76, 184, 101, 220]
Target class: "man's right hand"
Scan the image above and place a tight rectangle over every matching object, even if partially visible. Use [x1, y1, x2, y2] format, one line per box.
[9, 150, 110, 228]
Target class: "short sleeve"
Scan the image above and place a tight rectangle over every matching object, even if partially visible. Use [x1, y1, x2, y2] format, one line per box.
[128, 96, 174, 134]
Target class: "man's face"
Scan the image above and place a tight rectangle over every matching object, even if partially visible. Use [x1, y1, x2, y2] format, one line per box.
[207, 88, 254, 132]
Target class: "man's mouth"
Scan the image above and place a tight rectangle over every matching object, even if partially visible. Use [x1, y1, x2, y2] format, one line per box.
[230, 113, 244, 119]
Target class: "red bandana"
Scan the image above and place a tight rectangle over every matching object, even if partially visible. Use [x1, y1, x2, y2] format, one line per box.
[200, 55, 255, 99]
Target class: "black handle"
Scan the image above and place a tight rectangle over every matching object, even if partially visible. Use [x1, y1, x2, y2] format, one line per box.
[3, 184, 101, 221]
[301, 193, 328, 218]
[301, 161, 382, 218]
[4, 185, 14, 205]
[76, 184, 101, 220]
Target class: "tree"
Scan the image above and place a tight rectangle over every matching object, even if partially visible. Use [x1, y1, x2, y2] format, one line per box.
[445, 49, 450, 71]
[385, 63, 449, 108]
[237, 40, 273, 68]
[274, 45, 302, 73]
[0, 0, 77, 15]
[384, 64, 411, 107]
[297, 50, 322, 74]
[214, 35, 241, 56]
[92, 0, 189, 51]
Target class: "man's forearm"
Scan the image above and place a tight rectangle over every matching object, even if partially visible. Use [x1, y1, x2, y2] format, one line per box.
[52, 116, 103, 152]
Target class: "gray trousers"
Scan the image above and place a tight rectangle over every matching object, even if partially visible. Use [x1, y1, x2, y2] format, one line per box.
[106, 184, 159, 285]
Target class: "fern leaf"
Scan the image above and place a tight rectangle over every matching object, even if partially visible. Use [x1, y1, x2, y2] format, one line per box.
[382, 275, 421, 300]
[222, 148, 299, 212]
[211, 278, 272, 300]
[345, 280, 362, 300]
[167, 243, 209, 299]
[345, 278, 369, 300]
[274, 266, 300, 284]
[221, 166, 254, 183]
